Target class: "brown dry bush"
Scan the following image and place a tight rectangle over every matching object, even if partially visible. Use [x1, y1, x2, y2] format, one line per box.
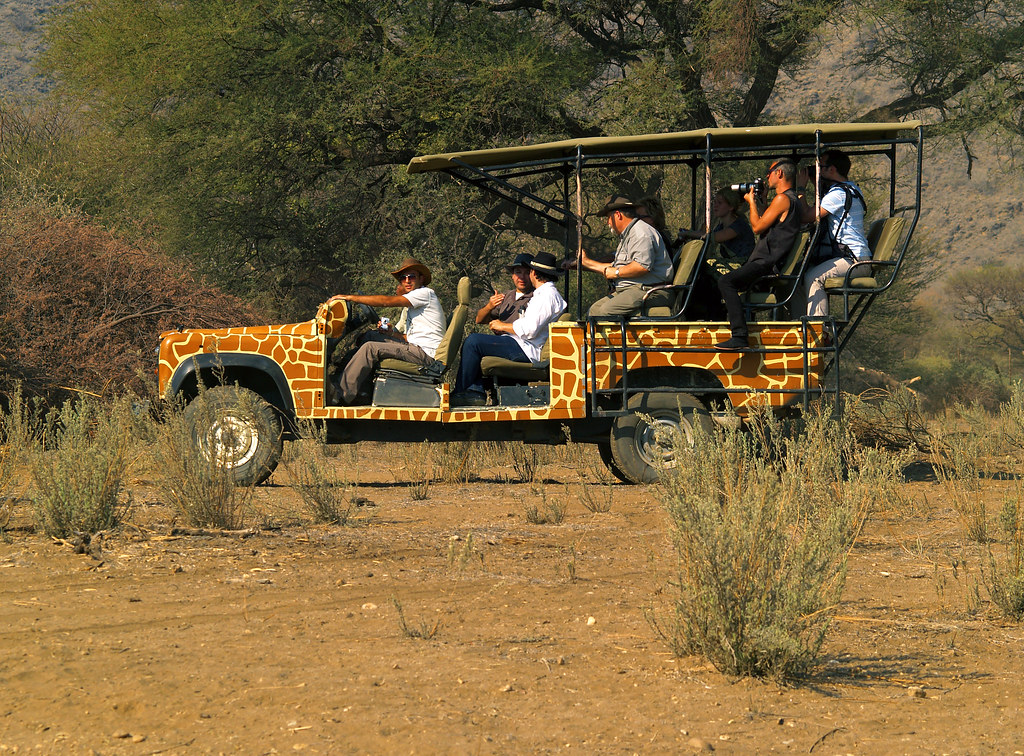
[0, 200, 258, 404]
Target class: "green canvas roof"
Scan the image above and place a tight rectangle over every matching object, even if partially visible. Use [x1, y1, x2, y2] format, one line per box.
[407, 121, 922, 174]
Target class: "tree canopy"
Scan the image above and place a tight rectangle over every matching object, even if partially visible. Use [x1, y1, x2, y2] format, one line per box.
[22, 0, 1024, 314]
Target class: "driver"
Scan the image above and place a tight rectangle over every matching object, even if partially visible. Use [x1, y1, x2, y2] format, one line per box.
[327, 258, 446, 405]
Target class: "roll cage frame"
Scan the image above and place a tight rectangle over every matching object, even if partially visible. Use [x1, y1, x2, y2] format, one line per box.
[408, 122, 924, 417]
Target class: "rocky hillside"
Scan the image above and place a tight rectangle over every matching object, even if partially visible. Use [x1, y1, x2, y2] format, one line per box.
[3, 0, 1020, 292]
[0, 0, 56, 95]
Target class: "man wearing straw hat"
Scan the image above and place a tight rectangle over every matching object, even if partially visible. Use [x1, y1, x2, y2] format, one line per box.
[327, 258, 446, 405]
[451, 252, 566, 407]
[565, 195, 673, 318]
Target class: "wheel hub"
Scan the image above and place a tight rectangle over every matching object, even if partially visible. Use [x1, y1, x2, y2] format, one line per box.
[634, 414, 690, 469]
[206, 415, 259, 468]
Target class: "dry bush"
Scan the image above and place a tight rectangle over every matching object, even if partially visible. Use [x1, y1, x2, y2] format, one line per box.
[150, 391, 255, 529]
[391, 442, 433, 500]
[657, 408, 890, 680]
[985, 491, 1024, 620]
[930, 404, 995, 543]
[29, 395, 135, 538]
[286, 421, 359, 525]
[0, 383, 36, 531]
[524, 485, 567, 525]
[846, 388, 931, 452]
[391, 597, 440, 640]
[560, 431, 614, 513]
[0, 200, 258, 404]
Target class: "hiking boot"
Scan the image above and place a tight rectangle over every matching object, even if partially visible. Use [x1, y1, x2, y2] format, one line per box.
[715, 336, 750, 351]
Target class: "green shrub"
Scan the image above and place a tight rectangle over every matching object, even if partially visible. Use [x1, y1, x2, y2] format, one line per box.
[29, 396, 134, 538]
[985, 495, 1024, 620]
[657, 408, 887, 680]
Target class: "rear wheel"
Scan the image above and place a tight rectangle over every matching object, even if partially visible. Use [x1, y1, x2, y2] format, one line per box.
[609, 391, 712, 484]
[183, 386, 283, 486]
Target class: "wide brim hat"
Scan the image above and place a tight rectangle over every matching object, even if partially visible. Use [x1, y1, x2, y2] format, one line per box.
[505, 253, 535, 272]
[528, 251, 564, 277]
[390, 257, 432, 285]
[596, 195, 637, 217]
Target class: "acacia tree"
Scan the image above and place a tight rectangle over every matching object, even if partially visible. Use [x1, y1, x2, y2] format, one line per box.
[35, 0, 1024, 314]
[855, 0, 1024, 140]
[947, 264, 1024, 355]
[38, 0, 850, 309]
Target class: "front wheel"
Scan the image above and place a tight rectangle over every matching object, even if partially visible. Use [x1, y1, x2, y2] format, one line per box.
[183, 386, 283, 486]
[609, 391, 712, 484]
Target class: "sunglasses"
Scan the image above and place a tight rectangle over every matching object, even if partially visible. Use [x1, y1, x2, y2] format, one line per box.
[398, 273, 419, 281]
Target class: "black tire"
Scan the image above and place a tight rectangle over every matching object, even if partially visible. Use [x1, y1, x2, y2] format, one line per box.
[183, 386, 283, 486]
[609, 391, 712, 484]
[597, 440, 633, 484]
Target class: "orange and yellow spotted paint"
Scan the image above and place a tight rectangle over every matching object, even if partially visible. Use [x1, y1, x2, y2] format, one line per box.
[158, 300, 825, 423]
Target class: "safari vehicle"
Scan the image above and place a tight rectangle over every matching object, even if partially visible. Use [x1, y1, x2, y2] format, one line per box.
[158, 122, 923, 484]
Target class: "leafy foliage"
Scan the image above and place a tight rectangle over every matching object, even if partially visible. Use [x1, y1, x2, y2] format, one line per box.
[29, 396, 135, 538]
[947, 263, 1024, 354]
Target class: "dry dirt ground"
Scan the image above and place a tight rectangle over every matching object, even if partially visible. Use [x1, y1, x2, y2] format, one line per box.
[2, 445, 1024, 755]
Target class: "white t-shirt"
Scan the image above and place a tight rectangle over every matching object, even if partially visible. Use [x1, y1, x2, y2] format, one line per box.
[400, 287, 447, 358]
[821, 182, 870, 260]
[510, 281, 567, 362]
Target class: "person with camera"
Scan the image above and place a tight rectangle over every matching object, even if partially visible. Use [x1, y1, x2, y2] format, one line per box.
[564, 195, 673, 318]
[799, 150, 870, 317]
[476, 253, 535, 325]
[451, 252, 567, 407]
[327, 258, 447, 405]
[715, 158, 804, 351]
[678, 188, 756, 261]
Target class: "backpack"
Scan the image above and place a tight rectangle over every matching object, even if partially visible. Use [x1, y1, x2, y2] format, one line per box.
[812, 182, 866, 264]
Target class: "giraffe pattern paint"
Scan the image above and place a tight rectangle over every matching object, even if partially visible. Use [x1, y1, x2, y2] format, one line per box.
[159, 300, 826, 423]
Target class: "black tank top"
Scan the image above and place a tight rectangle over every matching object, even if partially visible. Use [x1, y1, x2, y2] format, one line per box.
[749, 189, 802, 269]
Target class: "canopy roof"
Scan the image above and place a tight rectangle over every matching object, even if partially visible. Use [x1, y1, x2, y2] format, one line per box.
[407, 121, 921, 174]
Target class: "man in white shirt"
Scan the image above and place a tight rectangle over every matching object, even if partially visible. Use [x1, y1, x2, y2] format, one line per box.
[451, 252, 567, 407]
[800, 150, 871, 317]
[328, 258, 446, 405]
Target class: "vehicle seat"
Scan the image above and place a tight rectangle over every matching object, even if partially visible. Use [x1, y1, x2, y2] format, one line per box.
[480, 313, 572, 383]
[642, 238, 707, 318]
[322, 299, 349, 339]
[377, 276, 473, 377]
[743, 231, 810, 315]
[823, 216, 907, 321]
[825, 216, 906, 291]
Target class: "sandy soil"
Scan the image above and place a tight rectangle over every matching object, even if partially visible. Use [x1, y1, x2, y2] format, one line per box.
[2, 446, 1024, 755]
